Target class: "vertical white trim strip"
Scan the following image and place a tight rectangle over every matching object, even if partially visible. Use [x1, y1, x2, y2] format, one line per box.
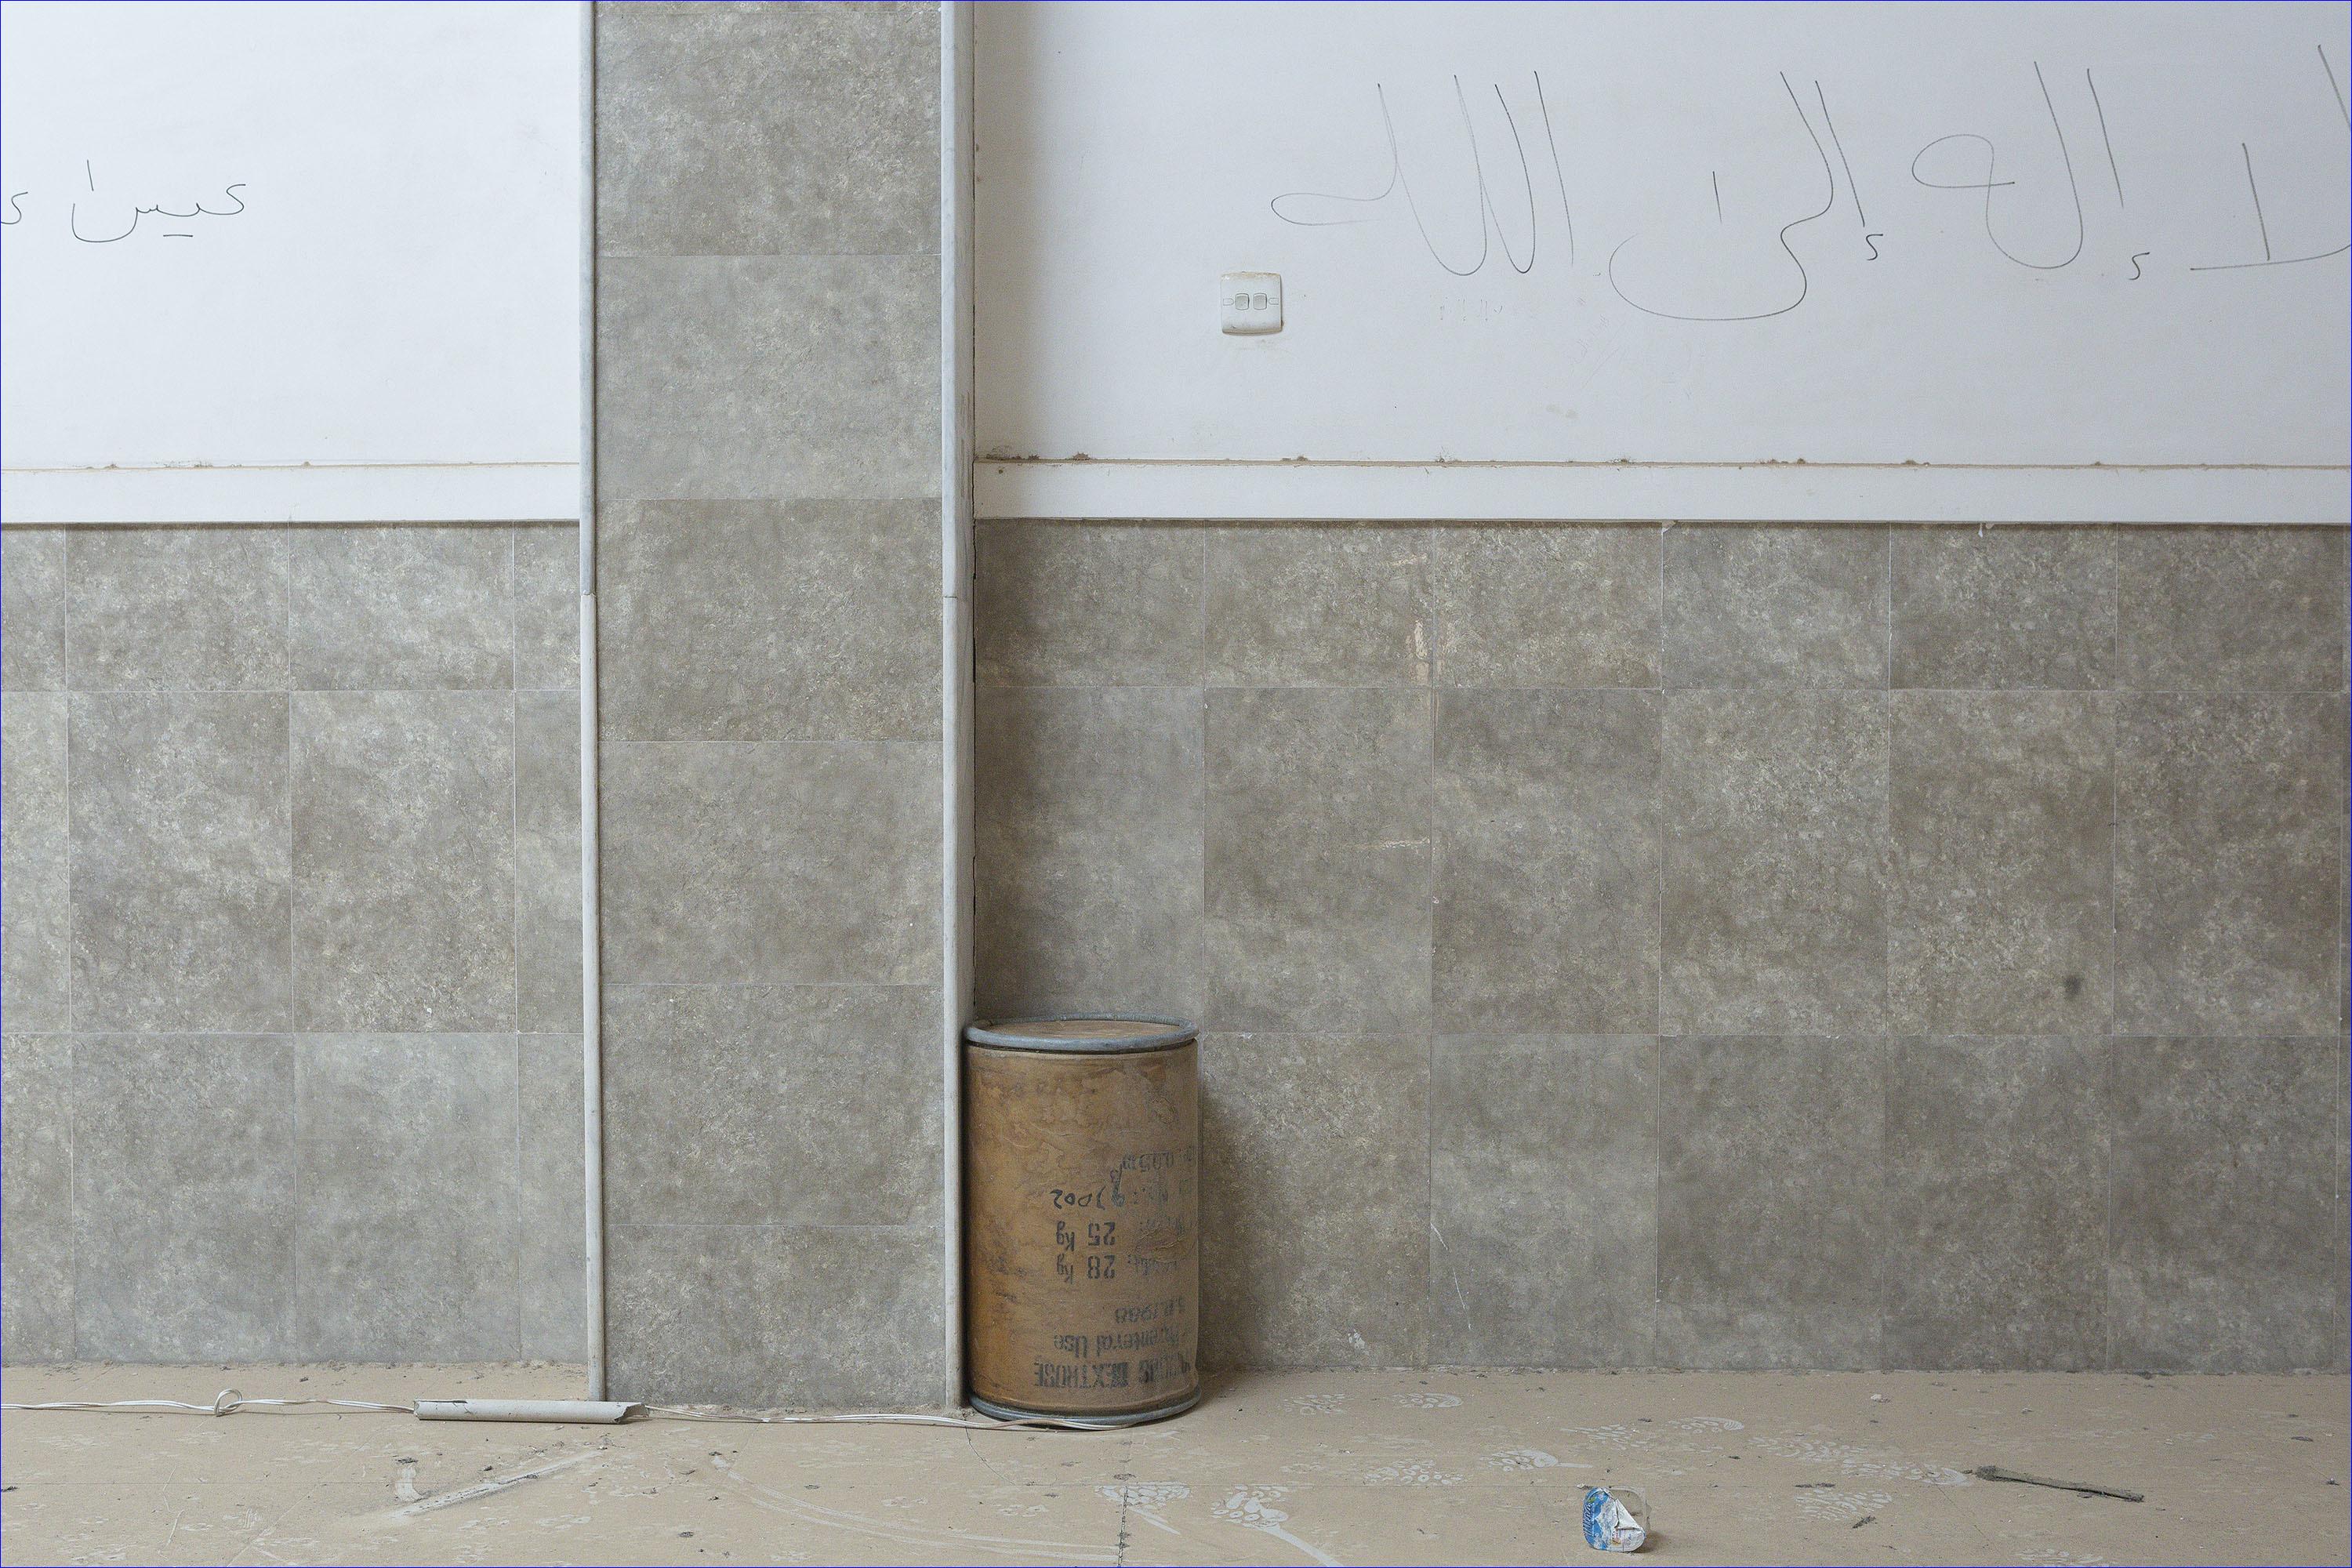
[938, 0, 976, 1410]
[577, 0, 608, 1403]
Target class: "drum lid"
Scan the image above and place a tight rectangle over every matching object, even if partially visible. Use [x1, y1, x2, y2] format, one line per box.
[964, 1015, 1198, 1054]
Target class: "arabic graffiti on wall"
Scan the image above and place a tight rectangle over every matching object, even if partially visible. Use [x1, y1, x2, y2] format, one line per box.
[1269, 43, 2350, 319]
[2, 162, 249, 241]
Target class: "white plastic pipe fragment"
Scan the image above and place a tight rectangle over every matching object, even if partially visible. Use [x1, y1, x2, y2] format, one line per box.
[414, 1399, 639, 1425]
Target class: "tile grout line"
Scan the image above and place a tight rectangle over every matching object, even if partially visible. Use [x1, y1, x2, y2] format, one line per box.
[1656, 523, 1669, 1040]
[1650, 1035, 1664, 1365]
[285, 524, 299, 1042]
[512, 526, 524, 1038]
[2340, 527, 2351, 1074]
[58, 681, 601, 695]
[959, 680, 2347, 696]
[1882, 525, 1893, 1033]
[62, 532, 75, 1039]
[2103, 1033, 2117, 1372]
[1422, 527, 1437, 1363]
[1653, 522, 1667, 1354]
[1880, 527, 1892, 1367]
[63, 532, 81, 1358]
[513, 1031, 526, 1356]
[285, 524, 299, 1358]
[510, 527, 524, 1356]
[2106, 528, 2122, 1043]
[1197, 528, 1210, 1036]
[2105, 532, 2122, 1369]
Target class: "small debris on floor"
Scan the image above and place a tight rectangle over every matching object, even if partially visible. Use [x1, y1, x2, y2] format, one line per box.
[3, 1366, 2338, 1564]
[1973, 1465, 2145, 1502]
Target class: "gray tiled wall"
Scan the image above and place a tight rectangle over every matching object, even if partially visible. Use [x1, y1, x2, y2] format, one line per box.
[975, 520, 2352, 1373]
[0, 522, 586, 1364]
[9, 9, 2339, 1404]
[591, 0, 944, 1406]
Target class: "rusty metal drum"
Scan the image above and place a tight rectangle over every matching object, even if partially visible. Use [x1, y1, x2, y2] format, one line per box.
[963, 1016, 1200, 1426]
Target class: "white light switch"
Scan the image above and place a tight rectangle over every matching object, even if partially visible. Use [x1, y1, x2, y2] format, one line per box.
[1220, 271, 1283, 335]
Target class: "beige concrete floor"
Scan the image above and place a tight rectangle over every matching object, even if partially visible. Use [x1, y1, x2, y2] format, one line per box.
[0, 1364, 2343, 1566]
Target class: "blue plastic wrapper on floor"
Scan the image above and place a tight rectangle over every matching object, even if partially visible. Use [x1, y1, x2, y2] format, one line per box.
[1581, 1485, 1649, 1552]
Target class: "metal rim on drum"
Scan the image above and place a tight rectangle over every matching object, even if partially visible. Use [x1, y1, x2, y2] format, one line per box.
[964, 1014, 1198, 1054]
[968, 1388, 1203, 1428]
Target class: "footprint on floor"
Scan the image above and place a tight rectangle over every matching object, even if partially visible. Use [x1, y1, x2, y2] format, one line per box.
[1482, 1447, 1566, 1472]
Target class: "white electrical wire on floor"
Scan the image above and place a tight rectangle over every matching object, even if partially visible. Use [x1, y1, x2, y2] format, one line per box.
[637, 1406, 1078, 1431]
[2, 1392, 411, 1417]
[0, 1391, 1095, 1432]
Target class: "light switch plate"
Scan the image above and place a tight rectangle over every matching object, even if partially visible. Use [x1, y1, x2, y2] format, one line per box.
[1220, 271, 1283, 335]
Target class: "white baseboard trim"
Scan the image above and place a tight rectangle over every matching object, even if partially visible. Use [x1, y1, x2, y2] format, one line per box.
[975, 459, 2350, 526]
[2, 462, 579, 524]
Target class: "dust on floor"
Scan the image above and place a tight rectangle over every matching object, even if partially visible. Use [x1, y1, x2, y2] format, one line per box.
[1, 1364, 2343, 1566]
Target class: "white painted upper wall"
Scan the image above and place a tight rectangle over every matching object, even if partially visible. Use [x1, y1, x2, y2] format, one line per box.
[0, 1, 580, 522]
[975, 2, 2352, 521]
